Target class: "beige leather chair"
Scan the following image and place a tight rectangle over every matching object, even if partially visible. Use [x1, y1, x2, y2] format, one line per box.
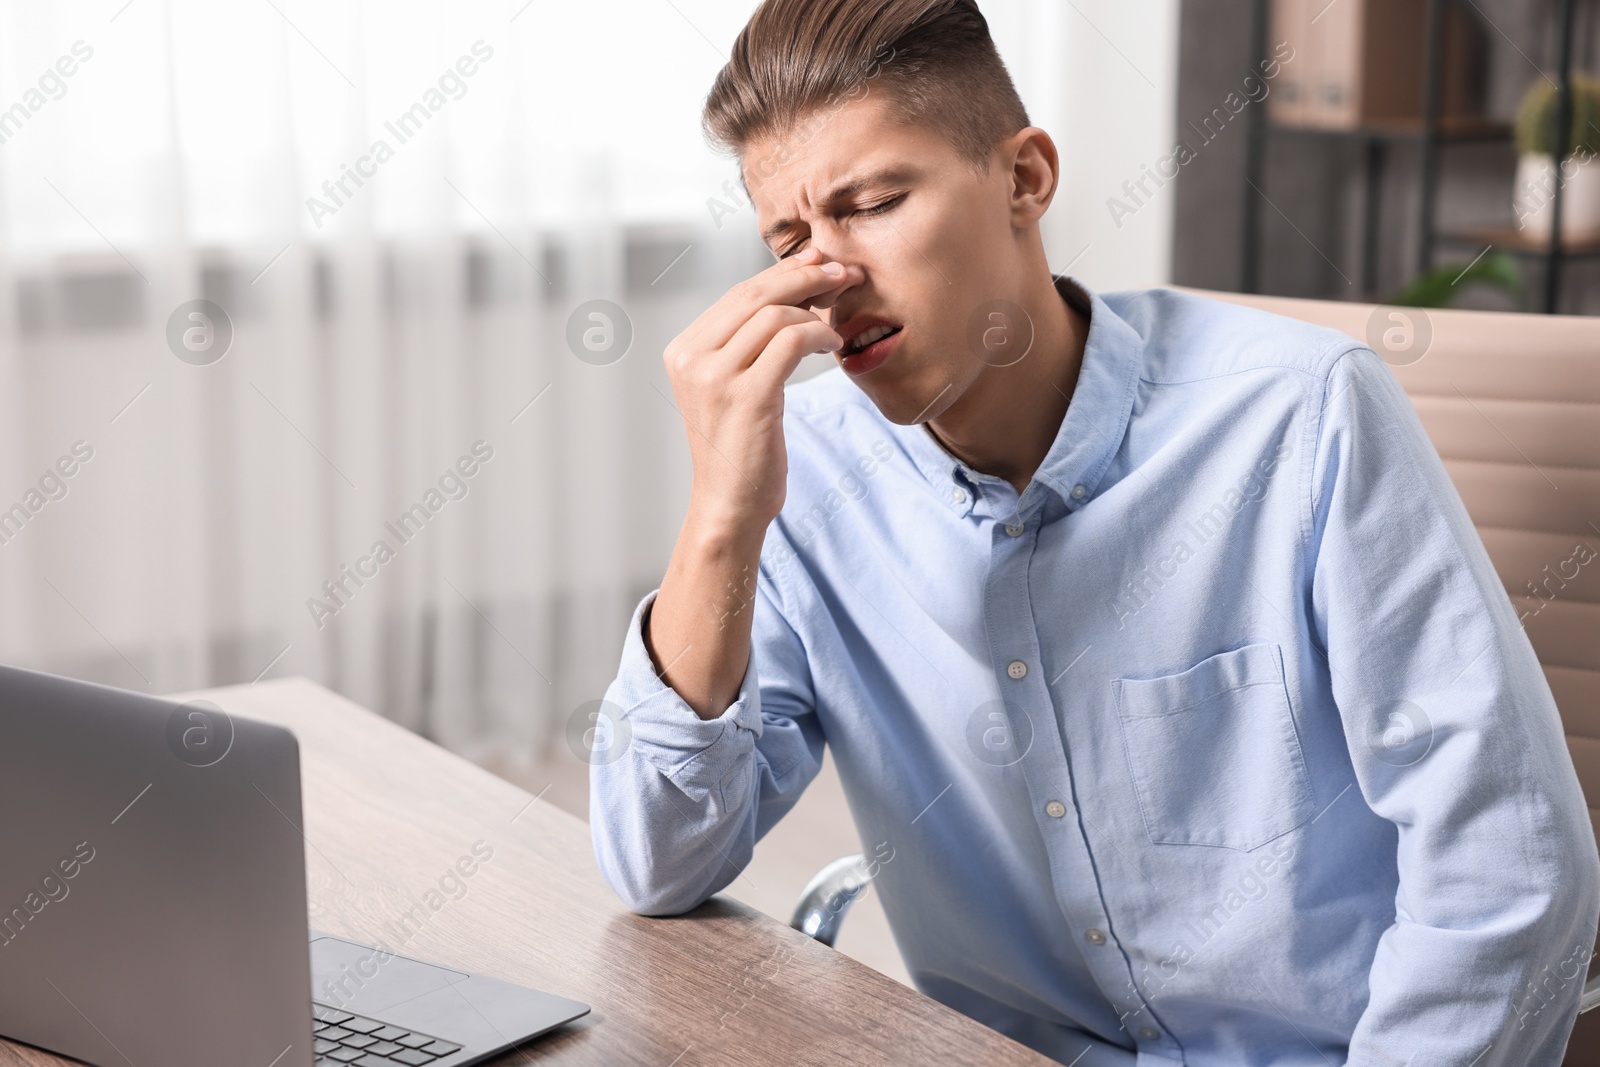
[792, 291, 1600, 1060]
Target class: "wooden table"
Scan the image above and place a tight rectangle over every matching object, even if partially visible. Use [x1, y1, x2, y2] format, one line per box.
[0, 678, 1056, 1066]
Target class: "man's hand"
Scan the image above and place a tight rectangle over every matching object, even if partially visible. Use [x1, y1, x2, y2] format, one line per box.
[648, 247, 862, 718]
[663, 245, 859, 531]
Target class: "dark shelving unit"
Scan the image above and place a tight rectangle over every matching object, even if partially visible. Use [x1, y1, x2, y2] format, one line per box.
[1241, 0, 1593, 313]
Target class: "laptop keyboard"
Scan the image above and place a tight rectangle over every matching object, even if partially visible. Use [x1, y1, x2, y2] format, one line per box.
[312, 1004, 464, 1065]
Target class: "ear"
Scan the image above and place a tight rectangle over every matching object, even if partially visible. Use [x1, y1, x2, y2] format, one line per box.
[1005, 127, 1059, 228]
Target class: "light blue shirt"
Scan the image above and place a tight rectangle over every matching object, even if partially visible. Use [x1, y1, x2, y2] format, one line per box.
[591, 280, 1599, 1066]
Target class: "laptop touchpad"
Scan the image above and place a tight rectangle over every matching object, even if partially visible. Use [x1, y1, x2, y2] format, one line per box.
[310, 936, 471, 1016]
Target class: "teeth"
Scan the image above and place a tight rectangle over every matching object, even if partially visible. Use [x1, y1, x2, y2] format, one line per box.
[849, 324, 897, 353]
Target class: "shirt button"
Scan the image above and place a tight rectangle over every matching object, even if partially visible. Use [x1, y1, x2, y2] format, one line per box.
[1085, 928, 1106, 945]
[1139, 1026, 1160, 1040]
[1004, 523, 1024, 537]
[1006, 660, 1027, 679]
[1071, 484, 1087, 500]
[1045, 800, 1067, 818]
[951, 486, 967, 504]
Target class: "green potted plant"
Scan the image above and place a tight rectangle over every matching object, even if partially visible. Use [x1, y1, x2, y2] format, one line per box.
[1512, 73, 1600, 243]
[1390, 250, 1525, 310]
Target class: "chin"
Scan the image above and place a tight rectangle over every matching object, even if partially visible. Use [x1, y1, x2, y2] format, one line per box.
[852, 369, 960, 427]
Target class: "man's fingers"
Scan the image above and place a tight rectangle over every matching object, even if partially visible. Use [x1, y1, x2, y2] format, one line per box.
[746, 319, 841, 393]
[722, 304, 836, 369]
[692, 257, 862, 350]
[806, 271, 858, 313]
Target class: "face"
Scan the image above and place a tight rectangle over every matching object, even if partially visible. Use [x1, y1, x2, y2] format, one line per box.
[744, 94, 1043, 425]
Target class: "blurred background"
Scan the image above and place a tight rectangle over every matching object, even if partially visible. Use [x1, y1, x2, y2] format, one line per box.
[0, 0, 1592, 984]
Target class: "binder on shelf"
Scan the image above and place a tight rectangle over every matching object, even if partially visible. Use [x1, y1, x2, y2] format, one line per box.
[1309, 0, 1363, 128]
[1272, 0, 1488, 132]
[1267, 0, 1311, 126]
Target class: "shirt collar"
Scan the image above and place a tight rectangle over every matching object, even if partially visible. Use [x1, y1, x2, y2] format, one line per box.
[887, 275, 1145, 513]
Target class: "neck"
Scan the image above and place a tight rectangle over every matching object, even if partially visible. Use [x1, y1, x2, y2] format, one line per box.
[926, 271, 1088, 495]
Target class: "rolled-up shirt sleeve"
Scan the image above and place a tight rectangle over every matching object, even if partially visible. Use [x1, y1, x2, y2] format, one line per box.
[1310, 347, 1600, 1064]
[590, 557, 823, 916]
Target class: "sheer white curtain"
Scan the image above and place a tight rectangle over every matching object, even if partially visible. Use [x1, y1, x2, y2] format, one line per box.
[0, 0, 1173, 766]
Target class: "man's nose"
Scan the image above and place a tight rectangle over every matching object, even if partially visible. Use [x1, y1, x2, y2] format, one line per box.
[805, 249, 864, 316]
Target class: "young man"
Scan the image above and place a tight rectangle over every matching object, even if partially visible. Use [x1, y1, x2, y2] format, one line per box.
[591, 1, 1600, 1063]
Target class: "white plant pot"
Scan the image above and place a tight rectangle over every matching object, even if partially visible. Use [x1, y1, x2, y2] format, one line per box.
[1514, 151, 1600, 243]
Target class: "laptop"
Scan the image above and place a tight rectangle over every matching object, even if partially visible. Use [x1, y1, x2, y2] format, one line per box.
[0, 663, 589, 1067]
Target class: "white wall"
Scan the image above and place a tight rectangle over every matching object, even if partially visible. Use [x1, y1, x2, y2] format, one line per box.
[986, 0, 1181, 290]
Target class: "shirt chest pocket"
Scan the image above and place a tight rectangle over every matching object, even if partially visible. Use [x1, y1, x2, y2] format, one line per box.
[1113, 642, 1316, 852]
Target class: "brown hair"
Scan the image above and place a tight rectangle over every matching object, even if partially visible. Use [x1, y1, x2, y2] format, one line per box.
[703, 0, 1030, 174]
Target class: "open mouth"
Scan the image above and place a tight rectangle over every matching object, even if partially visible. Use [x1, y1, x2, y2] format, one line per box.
[846, 324, 902, 355]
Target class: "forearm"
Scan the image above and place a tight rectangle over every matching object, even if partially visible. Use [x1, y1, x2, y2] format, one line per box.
[1345, 829, 1598, 1065]
[648, 500, 768, 719]
[591, 744, 761, 916]
[590, 582, 825, 916]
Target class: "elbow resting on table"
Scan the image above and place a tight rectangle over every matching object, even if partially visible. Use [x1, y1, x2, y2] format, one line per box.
[590, 819, 730, 918]
[601, 867, 710, 918]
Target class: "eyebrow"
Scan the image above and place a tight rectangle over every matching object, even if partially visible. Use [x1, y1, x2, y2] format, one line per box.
[759, 164, 921, 248]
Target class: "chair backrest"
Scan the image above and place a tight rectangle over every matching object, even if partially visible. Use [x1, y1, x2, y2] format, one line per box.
[1183, 290, 1600, 827]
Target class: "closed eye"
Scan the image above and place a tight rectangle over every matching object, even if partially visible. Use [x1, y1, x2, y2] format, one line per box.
[775, 194, 906, 257]
[856, 194, 904, 218]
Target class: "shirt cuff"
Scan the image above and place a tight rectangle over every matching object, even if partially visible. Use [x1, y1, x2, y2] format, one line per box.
[606, 589, 764, 804]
